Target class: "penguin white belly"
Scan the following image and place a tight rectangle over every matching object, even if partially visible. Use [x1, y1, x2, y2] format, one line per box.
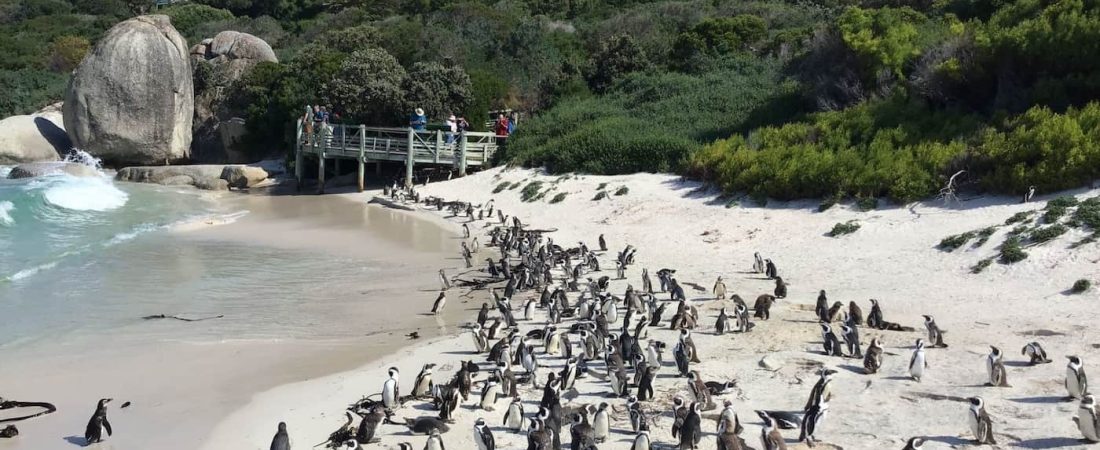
[593, 415, 609, 440]
[546, 334, 561, 355]
[426, 437, 444, 450]
[506, 405, 523, 429]
[383, 380, 397, 407]
[1068, 369, 1085, 398]
[474, 429, 488, 450]
[1080, 411, 1100, 441]
[910, 353, 926, 380]
[525, 302, 536, 320]
[968, 410, 980, 438]
[632, 434, 651, 450]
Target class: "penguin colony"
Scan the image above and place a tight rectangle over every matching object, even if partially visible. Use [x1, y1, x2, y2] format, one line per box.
[12, 185, 1088, 448]
[254, 191, 1098, 450]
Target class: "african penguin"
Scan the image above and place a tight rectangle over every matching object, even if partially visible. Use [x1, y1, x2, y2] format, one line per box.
[474, 417, 495, 450]
[967, 396, 996, 444]
[1076, 394, 1100, 442]
[1022, 341, 1052, 365]
[84, 398, 113, 445]
[986, 346, 1009, 387]
[909, 339, 928, 382]
[383, 367, 401, 409]
[1068, 355, 1089, 400]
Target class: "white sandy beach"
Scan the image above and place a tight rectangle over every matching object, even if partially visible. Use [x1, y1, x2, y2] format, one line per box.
[0, 191, 467, 450]
[201, 166, 1099, 450]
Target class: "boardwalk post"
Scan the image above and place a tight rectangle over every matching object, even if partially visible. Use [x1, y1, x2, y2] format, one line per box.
[405, 127, 414, 188]
[357, 125, 366, 192]
[294, 119, 303, 191]
[434, 130, 442, 164]
[458, 132, 468, 177]
[317, 152, 326, 195]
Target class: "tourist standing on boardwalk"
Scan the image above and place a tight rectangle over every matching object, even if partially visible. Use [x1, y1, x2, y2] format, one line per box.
[410, 108, 427, 131]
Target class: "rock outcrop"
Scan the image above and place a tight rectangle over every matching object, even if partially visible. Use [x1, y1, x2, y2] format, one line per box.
[7, 162, 99, 179]
[63, 15, 194, 167]
[115, 164, 268, 191]
[0, 104, 72, 164]
[190, 31, 278, 164]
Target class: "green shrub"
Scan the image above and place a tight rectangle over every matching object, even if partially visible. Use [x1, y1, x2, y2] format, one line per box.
[1008, 224, 1032, 236]
[614, 186, 629, 196]
[550, 192, 567, 204]
[818, 193, 843, 212]
[492, 182, 511, 194]
[160, 3, 234, 43]
[1005, 210, 1036, 225]
[596, 182, 607, 191]
[999, 236, 1029, 264]
[1072, 197, 1100, 229]
[856, 197, 878, 211]
[827, 220, 861, 237]
[1072, 279, 1092, 294]
[1043, 206, 1068, 224]
[593, 191, 608, 201]
[971, 258, 994, 273]
[1048, 196, 1081, 209]
[939, 231, 975, 251]
[1029, 224, 1068, 243]
[973, 227, 998, 247]
[520, 181, 544, 202]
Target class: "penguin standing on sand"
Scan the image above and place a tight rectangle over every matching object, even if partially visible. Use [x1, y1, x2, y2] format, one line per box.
[679, 402, 702, 450]
[909, 339, 928, 382]
[474, 418, 495, 450]
[439, 269, 450, 290]
[637, 364, 656, 401]
[411, 364, 435, 399]
[815, 291, 828, 322]
[923, 315, 948, 348]
[1075, 394, 1100, 442]
[713, 277, 727, 300]
[866, 299, 883, 329]
[480, 380, 502, 411]
[986, 346, 1009, 387]
[425, 429, 446, 450]
[735, 304, 751, 333]
[753, 253, 764, 274]
[764, 259, 778, 279]
[773, 277, 787, 299]
[504, 396, 525, 432]
[966, 396, 996, 444]
[524, 298, 537, 321]
[1068, 356, 1089, 400]
[848, 301, 863, 325]
[902, 437, 925, 450]
[820, 323, 843, 357]
[628, 397, 649, 432]
[383, 367, 401, 410]
[599, 234, 607, 252]
[1022, 342, 1052, 365]
[631, 430, 652, 450]
[269, 422, 289, 450]
[756, 411, 787, 450]
[841, 324, 862, 358]
[863, 337, 883, 374]
[84, 398, 113, 444]
[804, 368, 835, 411]
[356, 406, 385, 444]
[592, 402, 611, 443]
[570, 412, 596, 450]
[715, 308, 730, 335]
[431, 291, 447, 315]
[799, 400, 828, 448]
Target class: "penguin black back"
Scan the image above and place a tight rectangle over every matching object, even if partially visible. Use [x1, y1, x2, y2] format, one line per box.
[84, 398, 113, 445]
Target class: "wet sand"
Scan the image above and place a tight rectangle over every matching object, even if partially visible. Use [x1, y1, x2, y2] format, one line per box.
[0, 191, 469, 450]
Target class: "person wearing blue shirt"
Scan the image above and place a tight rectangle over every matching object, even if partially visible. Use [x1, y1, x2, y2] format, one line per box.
[410, 108, 427, 131]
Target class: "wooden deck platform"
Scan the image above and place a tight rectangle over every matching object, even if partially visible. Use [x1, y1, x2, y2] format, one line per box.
[293, 120, 500, 193]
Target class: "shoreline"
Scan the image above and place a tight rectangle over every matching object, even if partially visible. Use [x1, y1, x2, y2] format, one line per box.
[0, 185, 470, 450]
[200, 166, 1099, 450]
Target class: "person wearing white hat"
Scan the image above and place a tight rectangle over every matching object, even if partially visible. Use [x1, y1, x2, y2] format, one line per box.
[410, 108, 427, 130]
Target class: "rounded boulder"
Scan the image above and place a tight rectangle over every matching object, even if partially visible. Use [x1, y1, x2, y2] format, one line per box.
[63, 15, 194, 167]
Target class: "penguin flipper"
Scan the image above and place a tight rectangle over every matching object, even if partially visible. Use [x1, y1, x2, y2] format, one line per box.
[103, 418, 112, 436]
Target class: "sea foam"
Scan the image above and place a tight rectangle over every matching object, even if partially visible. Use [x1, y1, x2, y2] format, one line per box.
[0, 201, 13, 226]
[43, 175, 128, 212]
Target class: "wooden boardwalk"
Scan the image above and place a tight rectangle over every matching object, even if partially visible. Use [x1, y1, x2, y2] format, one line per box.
[294, 120, 500, 193]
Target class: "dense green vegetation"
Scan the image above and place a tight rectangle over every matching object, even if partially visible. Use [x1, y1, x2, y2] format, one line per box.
[2, 0, 1100, 201]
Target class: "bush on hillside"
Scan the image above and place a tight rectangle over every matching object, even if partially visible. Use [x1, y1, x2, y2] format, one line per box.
[1029, 224, 1067, 243]
[550, 192, 567, 203]
[160, 3, 234, 43]
[999, 236, 1028, 263]
[938, 231, 974, 251]
[323, 47, 406, 125]
[827, 221, 861, 237]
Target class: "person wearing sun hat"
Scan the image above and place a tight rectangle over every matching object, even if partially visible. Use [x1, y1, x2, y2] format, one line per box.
[410, 107, 427, 131]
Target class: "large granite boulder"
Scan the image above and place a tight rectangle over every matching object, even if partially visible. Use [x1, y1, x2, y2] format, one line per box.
[63, 15, 193, 167]
[191, 31, 278, 164]
[0, 106, 71, 164]
[7, 162, 99, 179]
